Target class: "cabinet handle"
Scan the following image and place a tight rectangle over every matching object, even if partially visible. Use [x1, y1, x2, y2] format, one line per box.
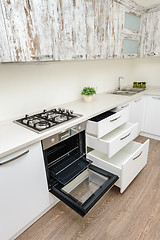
[152, 97, 160, 100]
[120, 132, 131, 140]
[110, 115, 121, 122]
[0, 150, 29, 166]
[134, 98, 142, 103]
[133, 151, 142, 160]
[121, 104, 129, 109]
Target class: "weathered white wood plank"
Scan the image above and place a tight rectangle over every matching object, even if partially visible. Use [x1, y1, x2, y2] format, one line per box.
[72, 0, 87, 60]
[1, 0, 54, 62]
[108, 0, 124, 58]
[140, 11, 160, 57]
[0, 2, 12, 62]
[85, 0, 95, 59]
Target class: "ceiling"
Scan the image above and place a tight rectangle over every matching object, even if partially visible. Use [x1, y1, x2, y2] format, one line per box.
[134, 0, 160, 7]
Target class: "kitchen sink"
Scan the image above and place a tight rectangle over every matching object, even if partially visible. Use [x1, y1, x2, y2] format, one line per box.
[111, 88, 145, 96]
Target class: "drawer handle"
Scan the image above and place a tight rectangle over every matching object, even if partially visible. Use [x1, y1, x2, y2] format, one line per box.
[110, 115, 121, 122]
[121, 104, 129, 109]
[133, 151, 142, 160]
[134, 98, 141, 102]
[152, 97, 160, 100]
[120, 132, 131, 140]
[0, 150, 29, 166]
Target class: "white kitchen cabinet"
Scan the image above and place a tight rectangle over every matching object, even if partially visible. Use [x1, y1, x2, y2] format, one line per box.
[143, 96, 160, 136]
[87, 139, 149, 193]
[0, 142, 50, 240]
[129, 96, 146, 133]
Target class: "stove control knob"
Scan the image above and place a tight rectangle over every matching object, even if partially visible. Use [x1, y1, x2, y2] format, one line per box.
[70, 110, 73, 115]
[25, 114, 29, 118]
[51, 138, 56, 144]
[78, 125, 82, 131]
[61, 109, 65, 113]
[43, 110, 46, 113]
[58, 108, 62, 112]
[66, 109, 69, 115]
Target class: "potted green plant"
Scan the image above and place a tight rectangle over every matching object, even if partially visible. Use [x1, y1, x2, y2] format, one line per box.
[81, 87, 96, 103]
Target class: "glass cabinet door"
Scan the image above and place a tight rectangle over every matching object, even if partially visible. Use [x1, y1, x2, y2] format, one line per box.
[124, 12, 141, 32]
[123, 39, 139, 56]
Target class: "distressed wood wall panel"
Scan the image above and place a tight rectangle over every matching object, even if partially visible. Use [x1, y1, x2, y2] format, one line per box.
[0, 2, 12, 62]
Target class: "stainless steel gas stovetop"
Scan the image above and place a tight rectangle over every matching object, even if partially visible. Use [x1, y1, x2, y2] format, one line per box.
[14, 108, 82, 133]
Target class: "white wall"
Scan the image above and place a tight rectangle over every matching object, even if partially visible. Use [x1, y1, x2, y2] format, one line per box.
[0, 56, 160, 122]
[129, 57, 160, 87]
[0, 59, 132, 122]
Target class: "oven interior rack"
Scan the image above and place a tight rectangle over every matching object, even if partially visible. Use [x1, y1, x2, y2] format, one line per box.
[49, 150, 91, 185]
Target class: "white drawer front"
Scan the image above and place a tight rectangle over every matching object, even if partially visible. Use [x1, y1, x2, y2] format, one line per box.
[121, 139, 149, 193]
[87, 139, 149, 193]
[86, 108, 129, 138]
[87, 122, 139, 158]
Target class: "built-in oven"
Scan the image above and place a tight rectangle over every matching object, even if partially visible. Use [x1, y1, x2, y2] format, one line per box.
[42, 122, 118, 217]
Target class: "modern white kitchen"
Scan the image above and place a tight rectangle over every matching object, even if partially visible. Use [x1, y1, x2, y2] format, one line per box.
[0, 0, 160, 240]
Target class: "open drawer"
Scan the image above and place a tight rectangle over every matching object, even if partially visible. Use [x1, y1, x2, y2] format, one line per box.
[86, 107, 129, 138]
[87, 139, 149, 193]
[50, 164, 118, 217]
[87, 122, 139, 158]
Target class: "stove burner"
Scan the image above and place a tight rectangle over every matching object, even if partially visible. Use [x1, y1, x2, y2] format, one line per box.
[55, 115, 68, 123]
[35, 121, 50, 130]
[15, 108, 82, 133]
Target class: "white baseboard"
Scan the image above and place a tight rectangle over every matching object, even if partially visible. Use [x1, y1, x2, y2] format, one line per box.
[140, 132, 160, 141]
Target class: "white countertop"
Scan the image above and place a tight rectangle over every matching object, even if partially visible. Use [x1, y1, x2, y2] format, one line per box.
[0, 88, 160, 158]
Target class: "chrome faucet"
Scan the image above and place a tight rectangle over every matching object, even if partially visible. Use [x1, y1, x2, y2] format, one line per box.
[118, 77, 124, 91]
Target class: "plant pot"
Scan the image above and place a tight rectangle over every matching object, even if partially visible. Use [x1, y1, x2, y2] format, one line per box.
[83, 95, 94, 103]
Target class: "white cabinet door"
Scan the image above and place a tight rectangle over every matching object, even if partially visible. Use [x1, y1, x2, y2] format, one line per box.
[130, 96, 146, 133]
[143, 96, 160, 136]
[140, 11, 160, 57]
[0, 142, 50, 240]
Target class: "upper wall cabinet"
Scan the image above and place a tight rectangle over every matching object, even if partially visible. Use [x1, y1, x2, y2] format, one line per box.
[107, 0, 125, 59]
[0, 0, 160, 62]
[0, 0, 54, 62]
[140, 11, 160, 57]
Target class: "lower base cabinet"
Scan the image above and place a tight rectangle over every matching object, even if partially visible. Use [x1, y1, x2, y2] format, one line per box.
[87, 139, 149, 193]
[0, 142, 50, 240]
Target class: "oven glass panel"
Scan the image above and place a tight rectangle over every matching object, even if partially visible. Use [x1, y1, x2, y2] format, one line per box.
[62, 169, 108, 204]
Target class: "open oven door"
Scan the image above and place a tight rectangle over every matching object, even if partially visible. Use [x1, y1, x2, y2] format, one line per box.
[50, 161, 118, 217]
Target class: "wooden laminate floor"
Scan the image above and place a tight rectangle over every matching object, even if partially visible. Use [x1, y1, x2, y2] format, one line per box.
[17, 137, 160, 240]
